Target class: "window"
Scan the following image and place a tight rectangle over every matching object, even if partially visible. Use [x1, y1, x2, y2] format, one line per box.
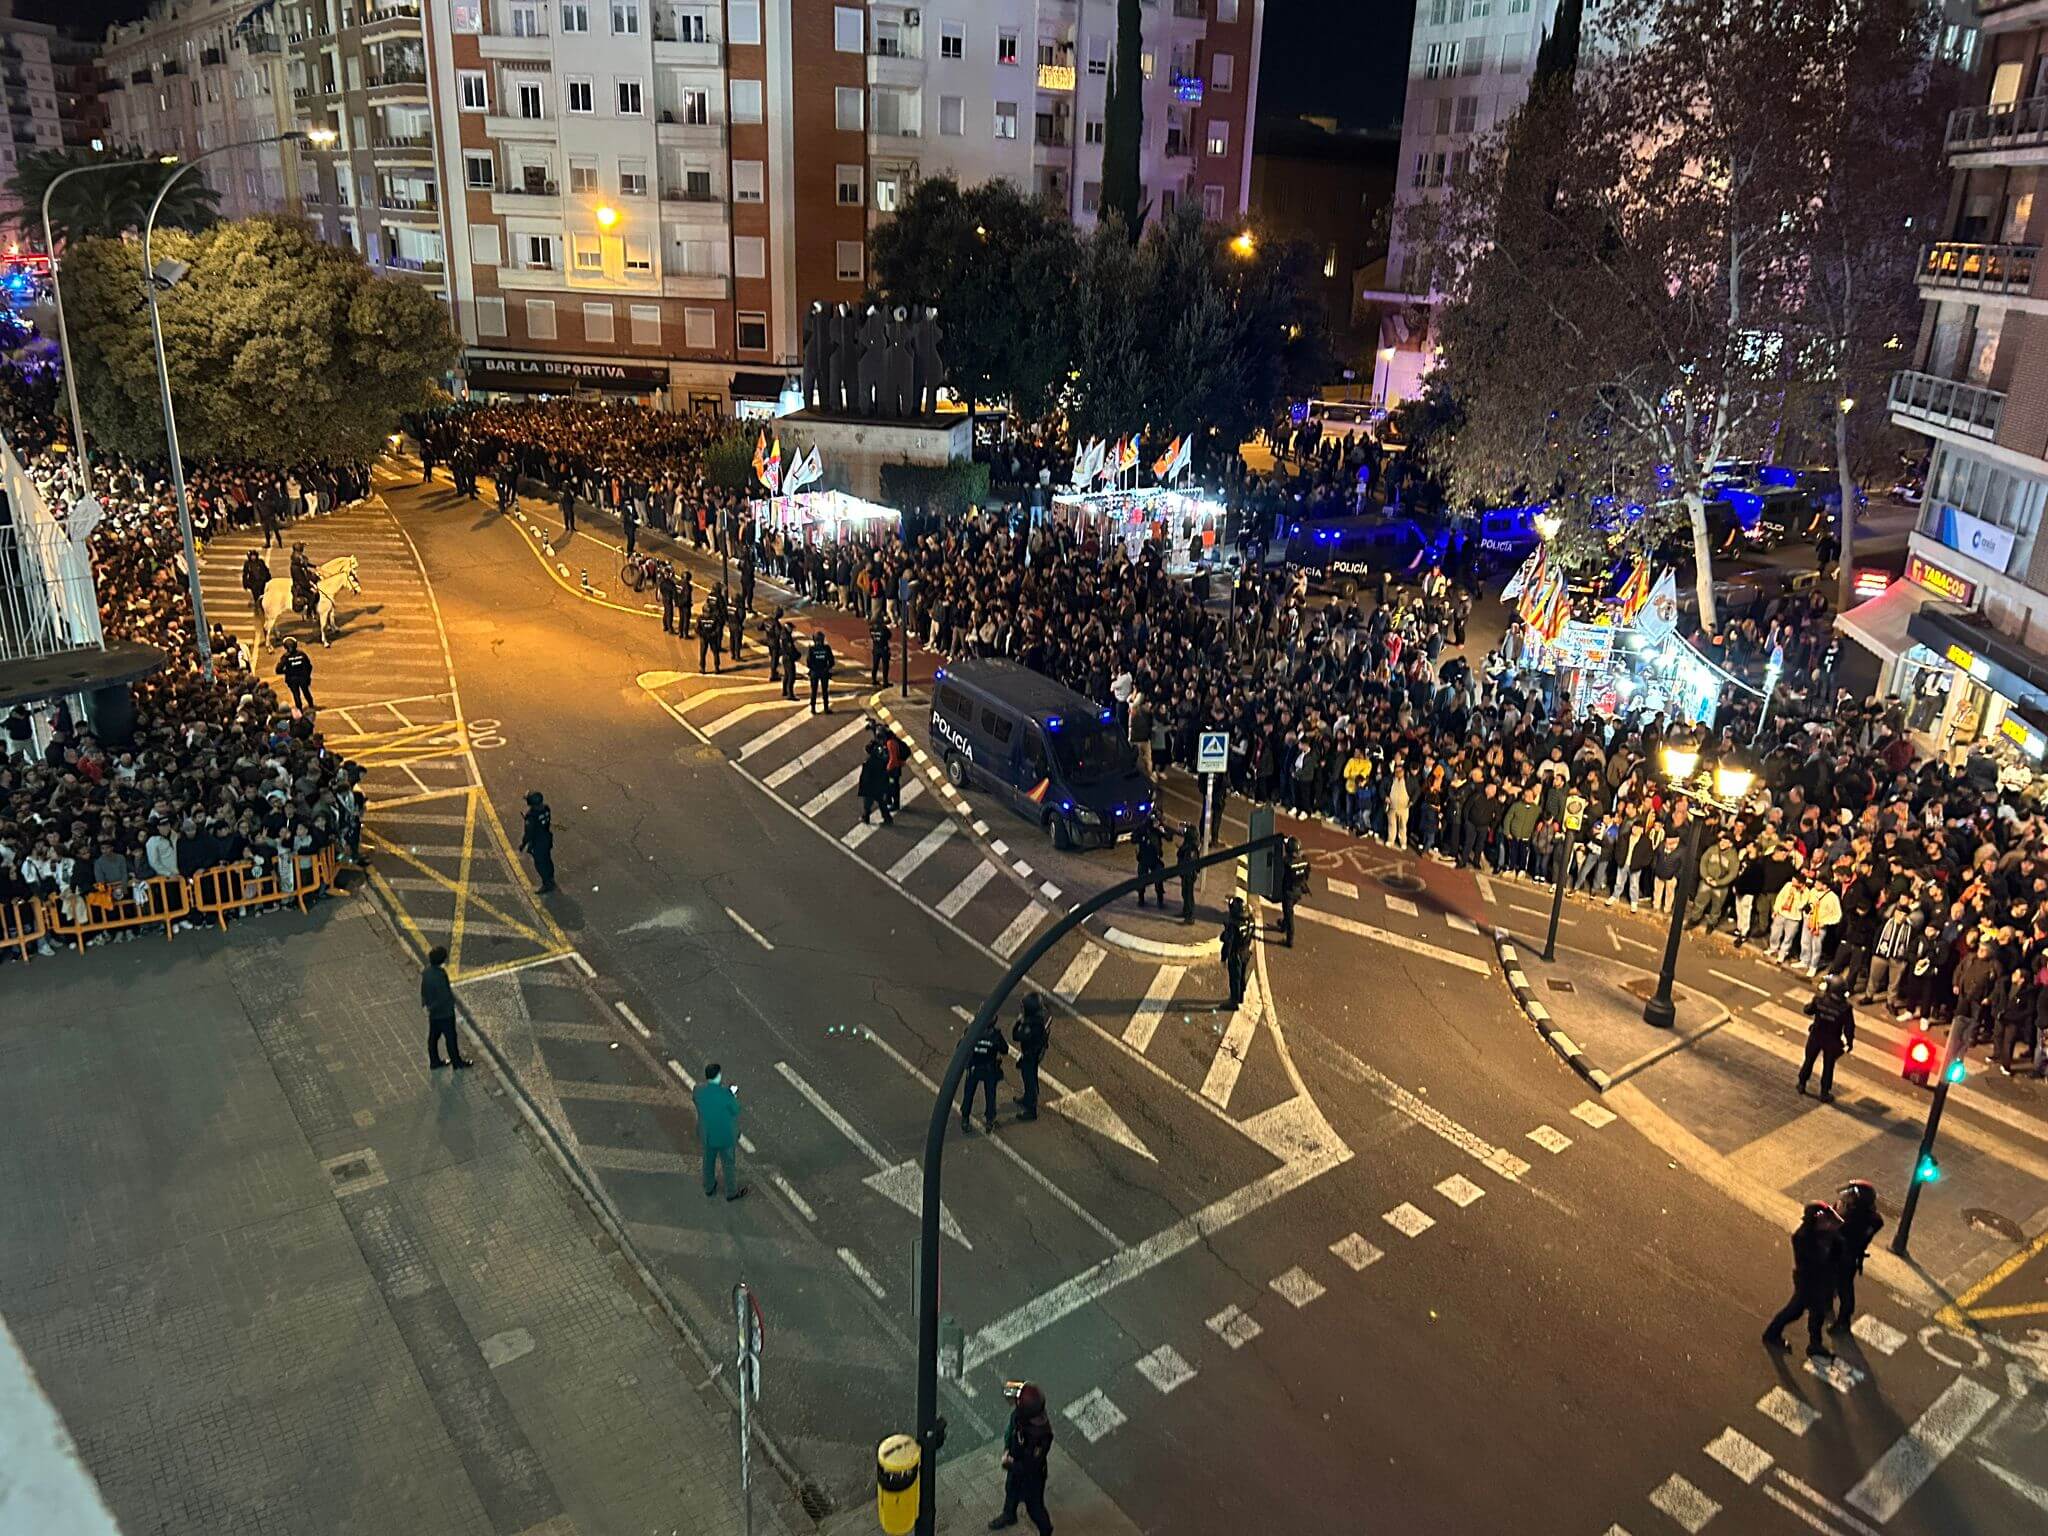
[732, 159, 763, 201]
[469, 224, 502, 264]
[1423, 42, 1442, 79]
[1216, 0, 1238, 18]
[567, 76, 593, 113]
[1428, 151, 1446, 187]
[464, 151, 494, 189]
[574, 233, 603, 270]
[1500, 32, 1528, 72]
[1205, 119, 1228, 157]
[1323, 245, 1338, 279]
[997, 29, 1018, 65]
[1084, 116, 1104, 145]
[584, 302, 615, 341]
[620, 161, 648, 197]
[526, 297, 556, 338]
[834, 5, 863, 52]
[1507, 0, 1530, 11]
[835, 86, 863, 131]
[728, 0, 759, 44]
[626, 239, 651, 272]
[1454, 94, 1477, 133]
[1435, 97, 1453, 134]
[731, 78, 763, 122]
[994, 100, 1017, 139]
[526, 233, 556, 267]
[875, 175, 900, 211]
[508, 2, 543, 36]
[610, 0, 639, 34]
[1081, 179, 1100, 212]
[1469, 0, 1489, 15]
[684, 308, 715, 348]
[1140, 49, 1154, 78]
[617, 78, 643, 114]
[836, 163, 863, 205]
[672, 7, 707, 40]
[562, 1, 589, 30]
[939, 95, 963, 136]
[569, 157, 597, 191]
[477, 295, 507, 336]
[1212, 52, 1233, 90]
[1444, 40, 1462, 74]
[1086, 34, 1107, 75]
[458, 69, 487, 110]
[1201, 183, 1224, 217]
[1461, 35, 1483, 75]
[737, 311, 767, 350]
[836, 239, 863, 282]
[941, 20, 964, 60]
[683, 166, 713, 199]
[517, 80, 544, 118]
[1447, 0, 1464, 19]
[679, 86, 709, 123]
[1411, 151, 1426, 189]
[734, 235, 764, 279]
[631, 304, 662, 344]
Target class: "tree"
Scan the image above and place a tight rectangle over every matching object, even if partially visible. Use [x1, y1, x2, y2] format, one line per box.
[62, 217, 456, 464]
[8, 147, 219, 246]
[1068, 213, 1149, 438]
[1099, 0, 1145, 237]
[870, 175, 1079, 419]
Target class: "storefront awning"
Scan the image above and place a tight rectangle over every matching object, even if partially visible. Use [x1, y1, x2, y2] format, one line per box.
[1906, 602, 2048, 711]
[730, 370, 792, 399]
[1836, 578, 1934, 665]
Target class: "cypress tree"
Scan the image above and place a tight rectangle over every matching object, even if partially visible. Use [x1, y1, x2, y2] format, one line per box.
[1100, 0, 1144, 237]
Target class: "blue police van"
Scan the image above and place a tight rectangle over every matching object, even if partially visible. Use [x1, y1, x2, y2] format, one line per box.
[929, 659, 1155, 850]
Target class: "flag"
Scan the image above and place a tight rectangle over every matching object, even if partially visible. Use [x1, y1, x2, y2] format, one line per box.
[1070, 440, 1090, 486]
[1615, 559, 1652, 625]
[1153, 436, 1182, 480]
[762, 435, 783, 495]
[1636, 568, 1680, 645]
[1169, 433, 1192, 481]
[1499, 545, 1542, 603]
[1093, 439, 1117, 483]
[1515, 543, 1550, 625]
[751, 430, 769, 488]
[783, 445, 819, 493]
[1085, 437, 1107, 482]
[1118, 436, 1140, 473]
[1533, 567, 1570, 643]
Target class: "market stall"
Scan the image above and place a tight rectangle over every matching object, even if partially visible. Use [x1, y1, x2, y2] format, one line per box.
[1050, 487, 1227, 574]
[750, 489, 903, 546]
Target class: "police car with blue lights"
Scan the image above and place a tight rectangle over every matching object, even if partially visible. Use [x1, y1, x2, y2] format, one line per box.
[1283, 515, 1444, 599]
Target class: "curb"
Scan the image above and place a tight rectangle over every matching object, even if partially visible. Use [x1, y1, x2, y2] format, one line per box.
[1493, 931, 1613, 1092]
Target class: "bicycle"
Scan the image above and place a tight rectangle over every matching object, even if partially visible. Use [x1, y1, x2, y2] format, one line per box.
[620, 553, 670, 592]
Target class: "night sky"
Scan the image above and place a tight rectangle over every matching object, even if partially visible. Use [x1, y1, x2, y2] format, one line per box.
[1258, 0, 1414, 134]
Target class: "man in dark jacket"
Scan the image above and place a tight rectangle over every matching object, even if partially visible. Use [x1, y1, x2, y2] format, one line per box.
[989, 1381, 1055, 1535]
[1221, 895, 1254, 1008]
[960, 1015, 1003, 1134]
[1011, 994, 1050, 1120]
[870, 611, 893, 687]
[241, 549, 271, 619]
[276, 637, 316, 713]
[1763, 1200, 1844, 1358]
[1133, 815, 1167, 907]
[1951, 935, 2002, 1049]
[518, 790, 556, 894]
[421, 945, 471, 1070]
[1831, 1180, 1885, 1331]
[1798, 975, 1856, 1101]
[857, 732, 894, 827]
[697, 584, 726, 673]
[806, 631, 836, 715]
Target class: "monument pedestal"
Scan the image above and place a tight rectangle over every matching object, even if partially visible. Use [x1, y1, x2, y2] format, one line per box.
[777, 409, 972, 504]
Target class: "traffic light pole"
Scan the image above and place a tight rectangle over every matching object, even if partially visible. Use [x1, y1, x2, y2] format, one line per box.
[912, 832, 1282, 1536]
[1890, 1031, 1963, 1258]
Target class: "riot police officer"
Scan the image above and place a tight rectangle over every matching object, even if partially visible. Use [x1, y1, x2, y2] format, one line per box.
[1011, 994, 1050, 1120]
[806, 631, 836, 715]
[678, 568, 694, 642]
[1798, 975, 1856, 1101]
[1134, 815, 1167, 908]
[1763, 1200, 1843, 1359]
[726, 589, 746, 663]
[656, 562, 679, 635]
[1832, 1180, 1885, 1332]
[1280, 836, 1310, 948]
[518, 790, 557, 895]
[1221, 895, 1254, 1009]
[697, 583, 726, 673]
[960, 1015, 1004, 1134]
[870, 610, 893, 687]
[1176, 822, 1200, 925]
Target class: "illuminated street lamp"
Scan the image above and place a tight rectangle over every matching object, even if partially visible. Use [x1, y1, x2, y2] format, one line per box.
[1229, 229, 1257, 259]
[1533, 511, 1562, 543]
[1641, 731, 1757, 1028]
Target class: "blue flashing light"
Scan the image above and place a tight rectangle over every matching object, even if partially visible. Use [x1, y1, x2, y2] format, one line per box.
[1046, 715, 1063, 732]
[935, 667, 945, 680]
[1061, 799, 1073, 812]
[1757, 464, 1797, 488]
[1100, 707, 1114, 724]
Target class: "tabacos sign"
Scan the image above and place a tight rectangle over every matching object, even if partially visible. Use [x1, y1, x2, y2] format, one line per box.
[1906, 552, 1978, 606]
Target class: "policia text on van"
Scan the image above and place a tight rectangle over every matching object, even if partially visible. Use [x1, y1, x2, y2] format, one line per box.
[929, 660, 1155, 850]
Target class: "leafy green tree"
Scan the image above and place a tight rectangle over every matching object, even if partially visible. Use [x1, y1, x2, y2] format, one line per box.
[8, 147, 219, 246]
[870, 175, 1079, 419]
[62, 217, 455, 464]
[703, 426, 758, 491]
[1099, 0, 1144, 237]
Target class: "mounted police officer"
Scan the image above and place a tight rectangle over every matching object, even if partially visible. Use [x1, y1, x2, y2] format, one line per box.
[1221, 895, 1254, 1008]
[960, 1014, 1004, 1134]
[289, 541, 317, 621]
[1011, 994, 1050, 1120]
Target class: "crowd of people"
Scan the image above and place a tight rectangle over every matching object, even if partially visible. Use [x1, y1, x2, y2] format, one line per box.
[0, 363, 366, 956]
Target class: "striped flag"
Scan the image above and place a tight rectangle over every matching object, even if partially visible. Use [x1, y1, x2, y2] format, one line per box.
[1615, 559, 1652, 625]
[1500, 544, 1543, 602]
[751, 430, 769, 488]
[1153, 435, 1182, 480]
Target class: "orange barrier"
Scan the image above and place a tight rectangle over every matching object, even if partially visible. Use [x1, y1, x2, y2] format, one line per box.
[191, 848, 344, 930]
[44, 876, 189, 953]
[1, 896, 45, 960]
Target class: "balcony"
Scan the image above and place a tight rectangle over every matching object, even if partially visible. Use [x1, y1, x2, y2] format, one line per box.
[478, 28, 552, 59]
[1891, 369, 2005, 440]
[652, 28, 722, 67]
[1036, 63, 1075, 92]
[1163, 132, 1190, 159]
[1920, 241, 2039, 298]
[366, 67, 428, 90]
[490, 183, 560, 214]
[379, 191, 440, 213]
[1947, 97, 2048, 161]
[485, 112, 555, 136]
[656, 112, 724, 148]
[1034, 122, 1070, 149]
[384, 254, 444, 274]
[246, 33, 283, 54]
[663, 272, 729, 300]
[1172, 0, 1206, 17]
[360, 2, 423, 41]
[371, 131, 434, 159]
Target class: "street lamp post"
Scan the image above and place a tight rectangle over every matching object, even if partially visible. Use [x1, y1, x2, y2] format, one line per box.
[1642, 733, 1757, 1029]
[143, 129, 329, 680]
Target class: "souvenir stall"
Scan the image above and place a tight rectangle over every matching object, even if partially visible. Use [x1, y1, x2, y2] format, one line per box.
[1050, 486, 1227, 574]
[750, 489, 903, 548]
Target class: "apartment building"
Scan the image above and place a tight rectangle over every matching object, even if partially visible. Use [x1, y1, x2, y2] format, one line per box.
[0, 1, 105, 236]
[421, 0, 1262, 410]
[1845, 0, 2048, 762]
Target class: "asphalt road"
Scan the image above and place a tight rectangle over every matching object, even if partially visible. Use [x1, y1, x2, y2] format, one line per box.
[361, 463, 2038, 1536]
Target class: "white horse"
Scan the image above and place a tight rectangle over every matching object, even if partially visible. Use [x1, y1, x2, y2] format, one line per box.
[260, 556, 359, 647]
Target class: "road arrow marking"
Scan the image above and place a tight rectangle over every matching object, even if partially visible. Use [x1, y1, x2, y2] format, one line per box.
[863, 1160, 973, 1249]
[1047, 1087, 1156, 1163]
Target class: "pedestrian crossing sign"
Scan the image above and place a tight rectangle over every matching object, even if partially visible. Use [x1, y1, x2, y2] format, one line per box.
[1198, 731, 1229, 775]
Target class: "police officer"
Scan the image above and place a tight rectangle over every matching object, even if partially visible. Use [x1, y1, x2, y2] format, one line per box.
[1832, 1180, 1885, 1332]
[697, 583, 726, 673]
[558, 483, 577, 535]
[289, 541, 317, 620]
[959, 1015, 1003, 1134]
[656, 562, 679, 635]
[1176, 822, 1200, 924]
[678, 568, 694, 642]
[870, 610, 893, 687]
[275, 636, 316, 713]
[766, 606, 787, 685]
[1798, 974, 1856, 1102]
[1280, 836, 1310, 948]
[621, 499, 639, 556]
[726, 589, 746, 663]
[1763, 1200, 1843, 1359]
[1011, 994, 1050, 1120]
[241, 548, 271, 621]
[518, 790, 557, 894]
[1221, 895, 1254, 1009]
[739, 546, 757, 614]
[1134, 815, 1167, 907]
[806, 630, 836, 715]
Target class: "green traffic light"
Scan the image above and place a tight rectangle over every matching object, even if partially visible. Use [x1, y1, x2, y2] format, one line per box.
[1914, 1153, 1941, 1183]
[1944, 1058, 1967, 1084]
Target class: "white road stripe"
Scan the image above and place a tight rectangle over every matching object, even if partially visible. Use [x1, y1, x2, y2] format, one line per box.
[764, 717, 868, 787]
[1385, 893, 1419, 917]
[771, 1174, 816, 1222]
[1326, 878, 1359, 899]
[1053, 943, 1106, 1003]
[1756, 1388, 1822, 1437]
[1709, 968, 1772, 998]
[724, 906, 775, 950]
[1774, 1471, 1885, 1536]
[803, 763, 863, 818]
[614, 1001, 652, 1038]
[1704, 1427, 1773, 1485]
[837, 1247, 886, 1299]
[1844, 1377, 1999, 1523]
[1201, 971, 1260, 1108]
[737, 704, 821, 760]
[888, 820, 958, 883]
[1445, 913, 1480, 934]
[775, 1060, 888, 1170]
[705, 699, 803, 738]
[936, 861, 997, 918]
[665, 1059, 696, 1088]
[1122, 965, 1187, 1051]
[992, 901, 1047, 960]
[1291, 904, 1491, 974]
[1648, 1472, 1720, 1533]
[1474, 873, 1497, 903]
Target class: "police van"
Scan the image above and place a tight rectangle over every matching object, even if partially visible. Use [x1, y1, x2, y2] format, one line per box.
[929, 659, 1155, 850]
[1287, 516, 1439, 598]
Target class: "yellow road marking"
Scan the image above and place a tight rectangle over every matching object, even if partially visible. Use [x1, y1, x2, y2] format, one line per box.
[1956, 1300, 2048, 1322]
[360, 816, 553, 949]
[447, 947, 579, 985]
[1936, 1220, 2048, 1331]
[365, 786, 478, 812]
[449, 784, 479, 972]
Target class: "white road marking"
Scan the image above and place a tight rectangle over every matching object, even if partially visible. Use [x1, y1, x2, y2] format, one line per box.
[1804, 1356, 1866, 1394]
[1648, 1473, 1720, 1533]
[1474, 873, 1497, 903]
[936, 861, 997, 918]
[614, 1002, 652, 1039]
[1383, 1202, 1435, 1237]
[1704, 1427, 1774, 1485]
[1200, 971, 1261, 1109]
[568, 952, 595, 978]
[682, 680, 784, 709]
[862, 1161, 973, 1249]
[724, 907, 775, 950]
[1508, 901, 1571, 925]
[1038, 880, 1063, 903]
[771, 1174, 816, 1222]
[1445, 913, 1480, 934]
[737, 704, 824, 761]
[1122, 965, 1187, 1051]
[1291, 904, 1492, 974]
[1326, 878, 1359, 899]
[1709, 968, 1772, 998]
[1269, 1266, 1326, 1308]
[1207, 1304, 1262, 1349]
[763, 717, 868, 788]
[1773, 1471, 1886, 1536]
[1316, 1042, 1532, 1180]
[1844, 1376, 1999, 1524]
[665, 1059, 696, 1088]
[1571, 1100, 1617, 1129]
[992, 901, 1047, 959]
[837, 1247, 886, 1299]
[1850, 1315, 1907, 1357]
[1013, 859, 1035, 880]
[1608, 925, 1658, 953]
[1385, 894, 1419, 917]
[804, 764, 864, 818]
[842, 818, 880, 850]
[775, 1060, 889, 1166]
[1052, 943, 1106, 1003]
[705, 699, 803, 737]
[1330, 1233, 1384, 1270]
[1435, 1173, 1486, 1208]
[1756, 1387, 1822, 1437]
[1527, 1125, 1573, 1154]
[1046, 1087, 1155, 1162]
[1065, 1388, 1127, 1444]
[1135, 1344, 1196, 1394]
[887, 820, 958, 883]
[1761, 1486, 1835, 1534]
[1975, 1458, 2048, 1515]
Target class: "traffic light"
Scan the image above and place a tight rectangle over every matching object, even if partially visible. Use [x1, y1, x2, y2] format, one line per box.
[1903, 1033, 1937, 1086]
[1913, 1152, 1941, 1184]
[1944, 1056, 1967, 1085]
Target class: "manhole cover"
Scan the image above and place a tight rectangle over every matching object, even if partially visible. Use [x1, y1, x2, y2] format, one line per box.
[1547, 979, 1576, 994]
[1965, 1208, 2027, 1243]
[328, 1157, 371, 1185]
[1378, 872, 1424, 893]
[798, 1479, 834, 1521]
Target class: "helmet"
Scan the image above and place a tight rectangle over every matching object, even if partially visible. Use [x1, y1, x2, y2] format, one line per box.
[1020, 994, 1046, 1021]
[525, 790, 544, 806]
[1837, 1179, 1876, 1212]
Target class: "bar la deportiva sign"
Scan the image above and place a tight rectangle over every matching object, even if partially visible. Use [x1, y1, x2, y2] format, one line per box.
[463, 354, 669, 391]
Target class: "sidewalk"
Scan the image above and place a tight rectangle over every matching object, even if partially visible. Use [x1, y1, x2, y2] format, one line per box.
[0, 894, 784, 1536]
[820, 1434, 1143, 1536]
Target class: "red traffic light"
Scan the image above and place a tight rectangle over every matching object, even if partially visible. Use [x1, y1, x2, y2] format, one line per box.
[1904, 1033, 1936, 1084]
